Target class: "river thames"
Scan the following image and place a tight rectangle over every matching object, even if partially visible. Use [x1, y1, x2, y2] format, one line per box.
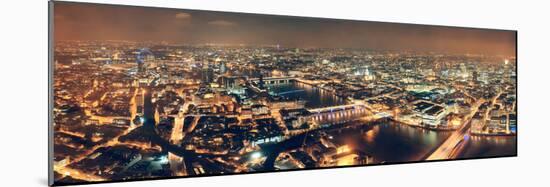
[269, 82, 516, 163]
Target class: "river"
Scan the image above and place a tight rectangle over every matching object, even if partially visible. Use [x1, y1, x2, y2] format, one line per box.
[270, 82, 517, 163]
[267, 81, 346, 108]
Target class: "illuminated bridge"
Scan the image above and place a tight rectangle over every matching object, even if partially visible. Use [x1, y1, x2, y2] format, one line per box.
[261, 103, 376, 170]
[273, 89, 305, 95]
[308, 104, 370, 125]
[249, 77, 296, 85]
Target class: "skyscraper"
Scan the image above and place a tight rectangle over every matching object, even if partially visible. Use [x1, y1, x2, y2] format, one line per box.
[201, 65, 215, 84]
[220, 61, 227, 74]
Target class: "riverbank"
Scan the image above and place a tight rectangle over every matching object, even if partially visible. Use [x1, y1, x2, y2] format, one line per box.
[470, 132, 516, 137]
[391, 119, 459, 131]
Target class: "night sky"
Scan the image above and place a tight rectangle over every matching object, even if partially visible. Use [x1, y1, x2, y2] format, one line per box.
[54, 2, 516, 55]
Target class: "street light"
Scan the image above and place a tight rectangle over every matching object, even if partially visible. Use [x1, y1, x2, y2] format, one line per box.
[251, 152, 262, 160]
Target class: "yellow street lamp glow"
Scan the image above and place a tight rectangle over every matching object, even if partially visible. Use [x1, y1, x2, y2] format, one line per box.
[251, 152, 262, 159]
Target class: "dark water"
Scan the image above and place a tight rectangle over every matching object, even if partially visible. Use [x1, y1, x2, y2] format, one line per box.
[459, 135, 517, 158]
[326, 122, 517, 163]
[328, 122, 452, 163]
[268, 82, 346, 108]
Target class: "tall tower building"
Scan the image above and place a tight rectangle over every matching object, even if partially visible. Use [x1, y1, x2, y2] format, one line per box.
[201, 65, 214, 84]
[220, 61, 227, 74]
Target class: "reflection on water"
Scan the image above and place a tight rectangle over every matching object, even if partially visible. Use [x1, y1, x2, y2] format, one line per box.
[459, 135, 517, 158]
[326, 122, 515, 163]
[328, 122, 451, 163]
[268, 82, 345, 108]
